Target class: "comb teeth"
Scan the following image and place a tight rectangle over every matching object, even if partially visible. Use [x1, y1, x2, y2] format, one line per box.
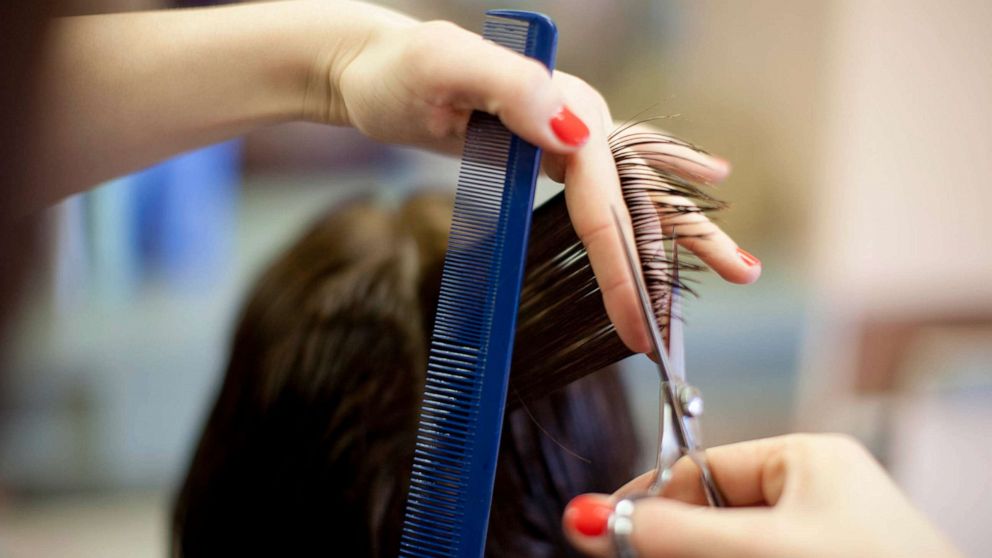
[400, 114, 509, 558]
[482, 17, 533, 54]
[399, 10, 557, 558]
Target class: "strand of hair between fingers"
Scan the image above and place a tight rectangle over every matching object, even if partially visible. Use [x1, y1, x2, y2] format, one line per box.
[509, 118, 723, 398]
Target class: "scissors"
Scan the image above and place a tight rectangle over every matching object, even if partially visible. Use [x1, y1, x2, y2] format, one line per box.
[611, 207, 726, 507]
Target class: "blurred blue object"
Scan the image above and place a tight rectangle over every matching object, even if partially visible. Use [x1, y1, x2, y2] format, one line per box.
[132, 140, 242, 290]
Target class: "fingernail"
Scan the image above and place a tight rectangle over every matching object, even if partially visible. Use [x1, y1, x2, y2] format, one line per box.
[564, 494, 612, 537]
[737, 247, 761, 267]
[550, 106, 590, 147]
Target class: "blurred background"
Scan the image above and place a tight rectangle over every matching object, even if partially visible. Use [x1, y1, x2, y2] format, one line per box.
[1, 0, 990, 556]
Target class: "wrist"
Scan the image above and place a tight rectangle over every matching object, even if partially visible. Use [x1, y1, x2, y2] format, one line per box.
[192, 0, 415, 127]
[270, 0, 416, 125]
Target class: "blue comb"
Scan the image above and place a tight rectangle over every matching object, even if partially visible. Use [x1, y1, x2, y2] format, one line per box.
[398, 10, 558, 558]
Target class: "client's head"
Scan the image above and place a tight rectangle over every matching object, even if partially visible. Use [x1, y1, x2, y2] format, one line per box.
[172, 191, 638, 557]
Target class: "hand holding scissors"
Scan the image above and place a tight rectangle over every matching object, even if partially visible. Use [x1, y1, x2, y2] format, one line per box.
[561, 210, 959, 558]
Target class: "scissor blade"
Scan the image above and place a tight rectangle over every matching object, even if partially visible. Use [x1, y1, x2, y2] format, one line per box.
[667, 233, 686, 381]
[610, 207, 674, 382]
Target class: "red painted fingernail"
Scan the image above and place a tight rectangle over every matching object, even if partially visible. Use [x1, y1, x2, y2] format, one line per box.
[564, 494, 612, 537]
[550, 106, 590, 147]
[737, 247, 761, 267]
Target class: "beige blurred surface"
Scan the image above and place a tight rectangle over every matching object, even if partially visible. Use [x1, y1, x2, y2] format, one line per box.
[0, 492, 166, 558]
[809, 0, 992, 309]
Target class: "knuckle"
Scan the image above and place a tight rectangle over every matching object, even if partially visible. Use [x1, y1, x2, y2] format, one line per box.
[502, 59, 550, 107]
[816, 431, 855, 447]
[824, 432, 870, 457]
[417, 19, 465, 39]
[403, 23, 433, 56]
[566, 75, 609, 115]
[788, 432, 868, 460]
[575, 218, 613, 248]
[404, 21, 464, 67]
[588, 87, 609, 113]
[523, 59, 552, 87]
[779, 433, 822, 456]
[600, 271, 633, 296]
[553, 70, 582, 91]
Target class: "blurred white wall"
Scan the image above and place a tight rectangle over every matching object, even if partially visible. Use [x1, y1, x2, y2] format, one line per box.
[798, 1, 992, 554]
[799, 0, 992, 429]
[809, 0, 992, 312]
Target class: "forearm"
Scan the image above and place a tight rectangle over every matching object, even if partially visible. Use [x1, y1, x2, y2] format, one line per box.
[27, 0, 412, 207]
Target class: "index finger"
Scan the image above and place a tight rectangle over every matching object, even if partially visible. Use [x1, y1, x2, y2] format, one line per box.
[610, 128, 762, 286]
[541, 72, 654, 353]
[560, 114, 654, 354]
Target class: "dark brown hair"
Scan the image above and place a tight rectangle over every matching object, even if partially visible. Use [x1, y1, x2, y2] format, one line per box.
[171, 191, 639, 557]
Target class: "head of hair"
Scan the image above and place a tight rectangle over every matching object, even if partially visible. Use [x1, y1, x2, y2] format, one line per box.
[171, 191, 639, 557]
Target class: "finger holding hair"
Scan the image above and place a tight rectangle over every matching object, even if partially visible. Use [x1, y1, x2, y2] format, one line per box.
[607, 124, 761, 286]
[542, 72, 654, 353]
[541, 73, 759, 352]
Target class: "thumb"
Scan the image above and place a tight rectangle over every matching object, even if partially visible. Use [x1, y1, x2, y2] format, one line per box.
[564, 495, 780, 558]
[630, 498, 781, 558]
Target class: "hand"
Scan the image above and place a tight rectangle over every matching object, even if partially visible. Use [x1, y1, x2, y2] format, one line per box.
[562, 434, 961, 558]
[36, 0, 761, 326]
[322, 12, 761, 353]
[542, 74, 761, 352]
